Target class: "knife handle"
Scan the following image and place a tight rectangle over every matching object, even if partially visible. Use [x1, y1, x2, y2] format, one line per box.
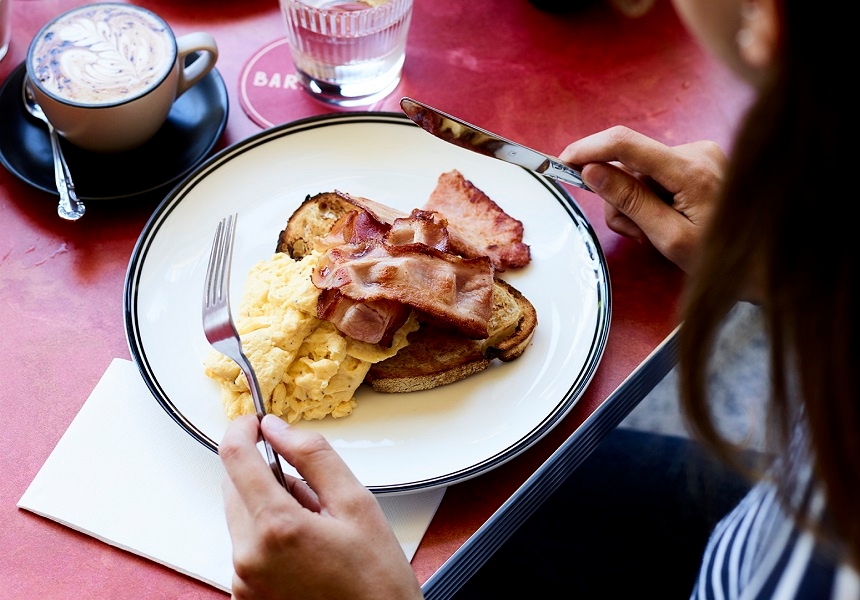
[543, 159, 592, 192]
[545, 159, 592, 191]
[545, 159, 677, 207]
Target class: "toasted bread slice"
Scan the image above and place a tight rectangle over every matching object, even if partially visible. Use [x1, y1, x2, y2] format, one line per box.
[277, 191, 537, 393]
[365, 278, 536, 392]
[277, 192, 358, 258]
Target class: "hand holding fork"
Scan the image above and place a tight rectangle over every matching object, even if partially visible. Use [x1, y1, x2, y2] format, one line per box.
[203, 214, 288, 489]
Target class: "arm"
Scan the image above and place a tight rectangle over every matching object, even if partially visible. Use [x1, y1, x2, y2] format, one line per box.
[560, 125, 727, 274]
[219, 414, 424, 600]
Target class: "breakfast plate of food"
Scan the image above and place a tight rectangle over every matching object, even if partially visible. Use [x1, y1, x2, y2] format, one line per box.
[124, 112, 610, 494]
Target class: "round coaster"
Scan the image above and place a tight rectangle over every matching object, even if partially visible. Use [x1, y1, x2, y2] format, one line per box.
[239, 38, 318, 129]
[240, 38, 406, 128]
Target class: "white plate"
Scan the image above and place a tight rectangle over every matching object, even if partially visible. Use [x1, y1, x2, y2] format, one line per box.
[124, 113, 611, 495]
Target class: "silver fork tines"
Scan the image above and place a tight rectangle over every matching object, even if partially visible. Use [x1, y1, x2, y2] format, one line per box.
[203, 214, 288, 489]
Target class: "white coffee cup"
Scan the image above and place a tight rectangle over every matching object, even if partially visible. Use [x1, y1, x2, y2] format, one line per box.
[26, 3, 218, 153]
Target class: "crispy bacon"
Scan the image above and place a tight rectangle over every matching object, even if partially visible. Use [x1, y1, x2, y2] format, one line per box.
[424, 170, 531, 272]
[329, 198, 451, 252]
[317, 208, 390, 250]
[316, 288, 410, 347]
[313, 240, 493, 340]
[387, 210, 451, 252]
[335, 179, 531, 273]
[310, 175, 526, 344]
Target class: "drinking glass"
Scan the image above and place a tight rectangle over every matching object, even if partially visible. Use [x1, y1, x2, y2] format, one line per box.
[280, 0, 413, 107]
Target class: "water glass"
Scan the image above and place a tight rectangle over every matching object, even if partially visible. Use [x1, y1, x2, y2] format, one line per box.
[280, 0, 413, 107]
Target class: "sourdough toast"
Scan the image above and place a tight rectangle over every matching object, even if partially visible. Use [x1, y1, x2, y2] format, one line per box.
[277, 191, 537, 393]
[277, 192, 358, 259]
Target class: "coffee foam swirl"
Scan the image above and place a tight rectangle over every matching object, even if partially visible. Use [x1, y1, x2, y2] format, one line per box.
[31, 6, 175, 105]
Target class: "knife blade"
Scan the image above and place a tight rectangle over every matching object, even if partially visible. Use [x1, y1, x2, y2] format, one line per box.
[400, 97, 591, 191]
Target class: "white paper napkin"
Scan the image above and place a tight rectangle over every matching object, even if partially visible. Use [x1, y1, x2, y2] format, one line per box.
[18, 358, 445, 593]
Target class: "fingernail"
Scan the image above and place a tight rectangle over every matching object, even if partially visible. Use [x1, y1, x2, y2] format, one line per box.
[582, 164, 606, 192]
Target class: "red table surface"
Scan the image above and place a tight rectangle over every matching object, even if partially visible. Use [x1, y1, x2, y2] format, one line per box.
[0, 0, 752, 597]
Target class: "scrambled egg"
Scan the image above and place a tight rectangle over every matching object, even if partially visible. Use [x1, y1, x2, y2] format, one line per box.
[203, 251, 419, 423]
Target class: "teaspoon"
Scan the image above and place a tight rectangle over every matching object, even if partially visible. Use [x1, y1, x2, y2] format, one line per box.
[21, 78, 86, 221]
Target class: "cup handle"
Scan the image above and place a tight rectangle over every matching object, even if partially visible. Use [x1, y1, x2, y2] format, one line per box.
[175, 32, 219, 98]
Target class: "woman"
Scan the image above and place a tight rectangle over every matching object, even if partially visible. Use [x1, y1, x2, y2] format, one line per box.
[218, 0, 859, 597]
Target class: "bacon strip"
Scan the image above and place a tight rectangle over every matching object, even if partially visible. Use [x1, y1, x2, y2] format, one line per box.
[311, 177, 525, 344]
[316, 207, 390, 251]
[423, 170, 531, 272]
[335, 179, 531, 273]
[313, 241, 494, 340]
[316, 289, 409, 347]
[313, 207, 490, 344]
[387, 210, 451, 252]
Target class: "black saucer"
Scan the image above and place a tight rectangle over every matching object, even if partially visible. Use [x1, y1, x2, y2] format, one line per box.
[0, 62, 229, 201]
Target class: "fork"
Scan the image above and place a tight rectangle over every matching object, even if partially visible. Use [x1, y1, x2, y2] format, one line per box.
[203, 214, 288, 489]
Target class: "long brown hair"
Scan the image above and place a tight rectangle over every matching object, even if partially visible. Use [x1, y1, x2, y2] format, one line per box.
[677, 0, 859, 566]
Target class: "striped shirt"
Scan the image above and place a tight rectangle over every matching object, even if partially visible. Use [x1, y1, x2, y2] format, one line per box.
[691, 423, 860, 600]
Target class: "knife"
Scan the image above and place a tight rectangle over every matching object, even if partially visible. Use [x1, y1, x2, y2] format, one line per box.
[400, 97, 591, 191]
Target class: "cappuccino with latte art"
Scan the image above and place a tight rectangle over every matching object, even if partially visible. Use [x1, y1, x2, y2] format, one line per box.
[30, 4, 176, 106]
[26, 3, 218, 153]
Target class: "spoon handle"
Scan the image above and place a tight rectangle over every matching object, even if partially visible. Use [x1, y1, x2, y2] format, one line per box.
[46, 124, 85, 220]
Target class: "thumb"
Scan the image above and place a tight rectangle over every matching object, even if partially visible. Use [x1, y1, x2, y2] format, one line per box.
[581, 162, 676, 234]
[581, 162, 611, 194]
